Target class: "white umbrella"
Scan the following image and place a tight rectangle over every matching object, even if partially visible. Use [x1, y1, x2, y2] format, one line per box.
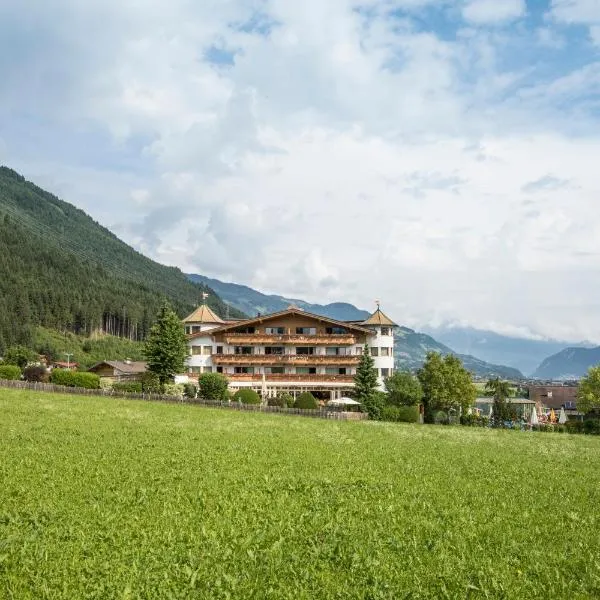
[488, 404, 493, 419]
[327, 397, 361, 406]
[530, 407, 539, 426]
[558, 407, 567, 424]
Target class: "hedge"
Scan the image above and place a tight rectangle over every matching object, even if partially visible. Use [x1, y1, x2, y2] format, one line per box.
[381, 405, 420, 423]
[0, 365, 22, 380]
[112, 382, 143, 393]
[233, 388, 262, 405]
[50, 369, 100, 389]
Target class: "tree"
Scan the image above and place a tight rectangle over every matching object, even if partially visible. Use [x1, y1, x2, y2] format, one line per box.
[198, 372, 229, 401]
[485, 377, 515, 427]
[3, 345, 37, 369]
[385, 371, 423, 406]
[577, 366, 600, 415]
[417, 352, 476, 423]
[142, 303, 188, 388]
[354, 344, 381, 419]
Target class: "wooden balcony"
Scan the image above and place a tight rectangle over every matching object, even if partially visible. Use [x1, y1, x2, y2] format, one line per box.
[212, 354, 360, 365]
[221, 333, 358, 345]
[228, 374, 356, 384]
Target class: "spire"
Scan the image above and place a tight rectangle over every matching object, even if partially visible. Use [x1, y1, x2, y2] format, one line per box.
[362, 302, 397, 327]
[183, 303, 225, 324]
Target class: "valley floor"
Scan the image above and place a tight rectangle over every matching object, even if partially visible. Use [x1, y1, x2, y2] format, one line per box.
[1, 390, 599, 599]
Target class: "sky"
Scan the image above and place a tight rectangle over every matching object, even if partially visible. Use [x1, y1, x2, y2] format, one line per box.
[1, 0, 600, 342]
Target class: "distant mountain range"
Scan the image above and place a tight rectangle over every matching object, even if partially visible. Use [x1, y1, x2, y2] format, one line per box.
[188, 274, 525, 379]
[425, 326, 592, 377]
[532, 346, 600, 380]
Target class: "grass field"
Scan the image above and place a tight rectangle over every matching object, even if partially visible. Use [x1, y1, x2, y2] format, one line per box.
[1, 390, 600, 599]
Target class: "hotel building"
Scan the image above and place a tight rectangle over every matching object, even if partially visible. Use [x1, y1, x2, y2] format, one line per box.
[183, 304, 397, 400]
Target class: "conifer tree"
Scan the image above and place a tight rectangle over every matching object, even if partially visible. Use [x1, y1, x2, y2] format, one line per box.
[354, 344, 381, 419]
[143, 303, 188, 388]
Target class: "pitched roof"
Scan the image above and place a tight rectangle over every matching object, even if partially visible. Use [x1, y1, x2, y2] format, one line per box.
[361, 308, 397, 327]
[209, 307, 375, 335]
[88, 361, 147, 374]
[183, 304, 226, 324]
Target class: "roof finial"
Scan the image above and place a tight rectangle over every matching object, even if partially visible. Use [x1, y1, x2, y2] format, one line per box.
[201, 292, 209, 304]
[375, 299, 380, 310]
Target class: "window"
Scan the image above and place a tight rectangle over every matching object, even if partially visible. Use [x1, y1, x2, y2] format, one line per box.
[265, 346, 284, 355]
[202, 346, 212, 355]
[371, 347, 379, 357]
[234, 346, 253, 355]
[296, 347, 316, 355]
[185, 326, 191, 335]
[296, 367, 317, 375]
[325, 367, 347, 375]
[191, 346, 203, 355]
[381, 327, 390, 336]
[192, 326, 201, 334]
[265, 327, 285, 335]
[326, 347, 350, 356]
[326, 327, 347, 334]
[296, 327, 317, 335]
[215, 346, 223, 355]
[216, 367, 223, 374]
[356, 346, 363, 355]
[381, 347, 389, 357]
[237, 327, 256, 334]
[234, 366, 254, 374]
[203, 366, 213, 373]
[381, 368, 390, 378]
[188, 366, 201, 374]
[265, 366, 285, 374]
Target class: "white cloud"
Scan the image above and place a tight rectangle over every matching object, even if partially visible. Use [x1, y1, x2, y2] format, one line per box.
[1, 0, 600, 342]
[462, 0, 526, 25]
[550, 0, 600, 24]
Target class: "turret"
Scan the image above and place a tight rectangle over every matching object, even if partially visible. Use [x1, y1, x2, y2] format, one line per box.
[361, 302, 397, 389]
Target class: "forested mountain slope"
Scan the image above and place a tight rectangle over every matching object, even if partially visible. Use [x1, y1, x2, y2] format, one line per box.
[0, 167, 244, 352]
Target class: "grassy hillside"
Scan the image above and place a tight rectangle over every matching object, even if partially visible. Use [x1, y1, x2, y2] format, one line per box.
[2, 390, 599, 598]
[0, 167, 244, 352]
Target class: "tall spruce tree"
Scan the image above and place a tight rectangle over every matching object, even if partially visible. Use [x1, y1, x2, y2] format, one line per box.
[143, 302, 188, 388]
[354, 344, 381, 419]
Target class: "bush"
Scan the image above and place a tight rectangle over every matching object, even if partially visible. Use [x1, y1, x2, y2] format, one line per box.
[460, 413, 489, 427]
[0, 365, 22, 380]
[583, 418, 600, 435]
[268, 392, 293, 408]
[233, 388, 262, 405]
[23, 365, 49, 383]
[50, 369, 100, 389]
[3, 345, 37, 369]
[164, 383, 185, 399]
[433, 410, 449, 425]
[566, 420, 584, 435]
[183, 383, 197, 399]
[381, 405, 420, 423]
[294, 392, 319, 410]
[112, 382, 143, 393]
[141, 371, 161, 393]
[198, 372, 229, 401]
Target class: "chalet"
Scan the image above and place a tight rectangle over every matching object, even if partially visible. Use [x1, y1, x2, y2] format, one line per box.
[87, 360, 147, 382]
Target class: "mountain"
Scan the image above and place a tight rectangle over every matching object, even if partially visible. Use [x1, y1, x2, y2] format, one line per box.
[533, 347, 600, 380]
[425, 325, 591, 376]
[395, 327, 524, 380]
[0, 166, 244, 352]
[188, 274, 524, 379]
[188, 274, 370, 321]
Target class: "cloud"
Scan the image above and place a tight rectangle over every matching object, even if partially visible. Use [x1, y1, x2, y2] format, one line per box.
[462, 0, 526, 25]
[1, 0, 600, 342]
[550, 0, 600, 24]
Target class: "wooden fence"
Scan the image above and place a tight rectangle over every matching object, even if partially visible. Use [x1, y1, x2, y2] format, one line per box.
[0, 379, 367, 421]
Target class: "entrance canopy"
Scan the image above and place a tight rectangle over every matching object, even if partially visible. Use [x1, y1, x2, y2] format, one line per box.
[327, 397, 361, 407]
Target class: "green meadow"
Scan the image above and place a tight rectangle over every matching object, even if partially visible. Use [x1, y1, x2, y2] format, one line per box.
[1, 389, 600, 599]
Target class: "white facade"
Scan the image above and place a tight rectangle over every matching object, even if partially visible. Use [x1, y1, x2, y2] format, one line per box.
[364, 325, 395, 388]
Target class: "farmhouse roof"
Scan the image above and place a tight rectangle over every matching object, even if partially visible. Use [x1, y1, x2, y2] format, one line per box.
[88, 360, 147, 374]
[183, 304, 226, 324]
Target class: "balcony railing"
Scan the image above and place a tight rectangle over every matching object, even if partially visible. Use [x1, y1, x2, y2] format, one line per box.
[212, 354, 360, 365]
[220, 333, 358, 345]
[227, 373, 356, 383]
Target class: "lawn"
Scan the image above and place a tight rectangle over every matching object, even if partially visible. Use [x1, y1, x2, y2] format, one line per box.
[1, 390, 600, 599]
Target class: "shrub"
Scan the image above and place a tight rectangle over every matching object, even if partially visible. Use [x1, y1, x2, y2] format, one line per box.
[233, 388, 262, 405]
[50, 369, 100, 389]
[460, 414, 488, 427]
[583, 419, 600, 435]
[183, 383, 197, 399]
[268, 392, 293, 408]
[23, 365, 49, 383]
[294, 392, 319, 410]
[0, 365, 22, 380]
[198, 372, 229, 401]
[164, 383, 185, 399]
[433, 410, 449, 425]
[141, 371, 161, 393]
[566, 420, 584, 435]
[381, 405, 420, 423]
[3, 345, 37, 369]
[112, 382, 143, 393]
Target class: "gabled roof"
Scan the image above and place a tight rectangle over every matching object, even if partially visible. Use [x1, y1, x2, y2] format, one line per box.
[183, 304, 225, 324]
[209, 307, 375, 335]
[361, 308, 397, 327]
[88, 360, 147, 374]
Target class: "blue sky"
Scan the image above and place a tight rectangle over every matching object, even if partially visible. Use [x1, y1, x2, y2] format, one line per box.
[1, 0, 600, 341]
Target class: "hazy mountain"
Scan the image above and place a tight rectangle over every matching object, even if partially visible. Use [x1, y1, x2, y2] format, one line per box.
[533, 347, 600, 380]
[424, 325, 590, 376]
[188, 275, 524, 379]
